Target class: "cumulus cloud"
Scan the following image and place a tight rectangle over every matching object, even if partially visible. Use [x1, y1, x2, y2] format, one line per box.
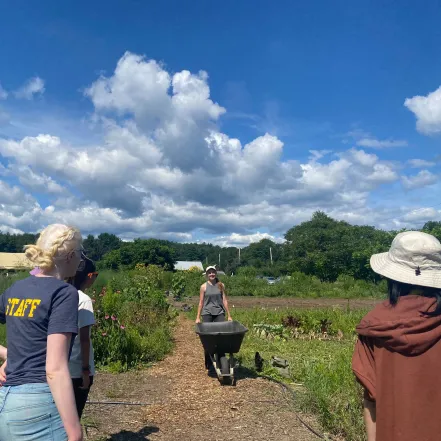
[210, 232, 285, 248]
[0, 51, 430, 245]
[401, 207, 441, 223]
[15, 77, 45, 100]
[401, 170, 439, 190]
[405, 86, 441, 135]
[9, 165, 66, 194]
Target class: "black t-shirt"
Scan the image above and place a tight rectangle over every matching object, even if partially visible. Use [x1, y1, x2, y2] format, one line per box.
[0, 276, 78, 386]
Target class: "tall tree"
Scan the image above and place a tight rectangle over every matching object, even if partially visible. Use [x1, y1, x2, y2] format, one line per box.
[99, 239, 175, 270]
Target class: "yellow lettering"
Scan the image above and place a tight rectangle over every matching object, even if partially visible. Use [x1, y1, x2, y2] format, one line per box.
[5, 299, 11, 315]
[28, 299, 41, 318]
[8, 298, 19, 316]
[22, 299, 33, 317]
[14, 300, 25, 317]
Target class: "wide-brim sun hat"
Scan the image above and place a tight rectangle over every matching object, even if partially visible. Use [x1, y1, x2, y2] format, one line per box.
[370, 231, 441, 289]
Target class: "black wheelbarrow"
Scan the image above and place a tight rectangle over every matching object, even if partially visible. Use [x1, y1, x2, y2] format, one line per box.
[195, 320, 248, 385]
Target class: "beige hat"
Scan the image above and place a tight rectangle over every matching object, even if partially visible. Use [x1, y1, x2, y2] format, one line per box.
[370, 231, 441, 289]
[205, 265, 217, 274]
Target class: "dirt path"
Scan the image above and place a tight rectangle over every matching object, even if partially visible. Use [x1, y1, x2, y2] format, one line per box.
[84, 315, 322, 441]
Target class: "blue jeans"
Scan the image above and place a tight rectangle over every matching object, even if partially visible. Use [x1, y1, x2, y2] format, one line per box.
[0, 383, 67, 441]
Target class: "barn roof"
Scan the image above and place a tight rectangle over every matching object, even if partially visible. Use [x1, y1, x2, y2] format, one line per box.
[174, 261, 204, 271]
[0, 253, 33, 270]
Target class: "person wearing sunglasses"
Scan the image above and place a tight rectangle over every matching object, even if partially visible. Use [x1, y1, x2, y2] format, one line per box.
[66, 255, 98, 420]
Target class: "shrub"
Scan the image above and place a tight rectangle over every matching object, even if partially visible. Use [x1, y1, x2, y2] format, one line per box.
[90, 272, 174, 372]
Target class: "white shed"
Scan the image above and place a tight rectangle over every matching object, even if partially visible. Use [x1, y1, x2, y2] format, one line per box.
[174, 261, 204, 271]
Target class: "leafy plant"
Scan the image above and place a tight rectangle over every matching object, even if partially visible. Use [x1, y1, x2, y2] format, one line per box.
[171, 272, 186, 300]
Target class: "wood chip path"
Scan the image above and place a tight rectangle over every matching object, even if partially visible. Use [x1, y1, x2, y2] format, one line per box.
[84, 315, 322, 441]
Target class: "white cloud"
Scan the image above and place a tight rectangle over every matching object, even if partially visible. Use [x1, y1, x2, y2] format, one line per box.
[402, 207, 441, 223]
[402, 170, 439, 190]
[0, 83, 7, 100]
[405, 86, 441, 135]
[0, 52, 432, 245]
[309, 150, 332, 161]
[344, 129, 407, 149]
[0, 225, 25, 234]
[356, 137, 408, 148]
[15, 77, 45, 100]
[9, 165, 66, 194]
[408, 159, 437, 168]
[209, 232, 285, 248]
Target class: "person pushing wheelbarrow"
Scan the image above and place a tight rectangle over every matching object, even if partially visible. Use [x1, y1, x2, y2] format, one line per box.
[196, 265, 233, 372]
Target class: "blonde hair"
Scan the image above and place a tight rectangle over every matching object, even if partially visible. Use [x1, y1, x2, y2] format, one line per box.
[24, 224, 82, 271]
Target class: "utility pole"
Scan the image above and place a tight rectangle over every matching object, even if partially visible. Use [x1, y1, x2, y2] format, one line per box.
[238, 247, 241, 264]
[270, 247, 273, 265]
[219, 253, 221, 269]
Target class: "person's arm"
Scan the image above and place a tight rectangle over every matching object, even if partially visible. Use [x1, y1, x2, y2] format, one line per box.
[46, 333, 83, 441]
[0, 345, 6, 361]
[79, 326, 91, 389]
[76, 299, 95, 390]
[363, 395, 376, 441]
[47, 285, 81, 440]
[0, 294, 7, 383]
[352, 335, 377, 441]
[221, 284, 232, 320]
[0, 360, 6, 385]
[196, 284, 205, 323]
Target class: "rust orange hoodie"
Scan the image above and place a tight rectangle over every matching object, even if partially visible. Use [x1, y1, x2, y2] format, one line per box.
[352, 295, 441, 441]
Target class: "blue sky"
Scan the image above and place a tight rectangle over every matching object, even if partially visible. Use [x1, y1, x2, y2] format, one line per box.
[0, 0, 440, 246]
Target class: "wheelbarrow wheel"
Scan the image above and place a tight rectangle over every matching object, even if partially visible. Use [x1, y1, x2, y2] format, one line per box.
[219, 355, 229, 375]
[221, 376, 233, 385]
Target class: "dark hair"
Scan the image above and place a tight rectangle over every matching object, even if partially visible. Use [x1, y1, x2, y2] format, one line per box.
[388, 279, 441, 316]
[69, 255, 96, 290]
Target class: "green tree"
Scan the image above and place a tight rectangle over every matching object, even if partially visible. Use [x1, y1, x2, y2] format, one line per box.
[284, 211, 392, 282]
[241, 239, 282, 268]
[84, 233, 122, 261]
[422, 221, 441, 242]
[99, 239, 175, 270]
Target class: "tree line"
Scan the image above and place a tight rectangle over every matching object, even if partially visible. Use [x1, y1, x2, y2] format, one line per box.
[1, 211, 440, 282]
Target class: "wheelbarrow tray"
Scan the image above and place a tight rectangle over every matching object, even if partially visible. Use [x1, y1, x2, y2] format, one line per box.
[195, 321, 248, 354]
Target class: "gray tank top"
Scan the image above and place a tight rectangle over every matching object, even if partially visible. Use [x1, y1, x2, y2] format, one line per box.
[201, 282, 225, 316]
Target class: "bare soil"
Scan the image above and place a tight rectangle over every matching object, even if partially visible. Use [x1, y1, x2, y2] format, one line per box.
[175, 295, 381, 311]
[84, 315, 324, 441]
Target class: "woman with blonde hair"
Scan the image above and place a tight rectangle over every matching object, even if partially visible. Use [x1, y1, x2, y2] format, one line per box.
[0, 224, 84, 441]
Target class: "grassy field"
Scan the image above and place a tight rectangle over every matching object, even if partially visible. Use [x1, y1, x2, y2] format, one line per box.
[192, 307, 368, 441]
